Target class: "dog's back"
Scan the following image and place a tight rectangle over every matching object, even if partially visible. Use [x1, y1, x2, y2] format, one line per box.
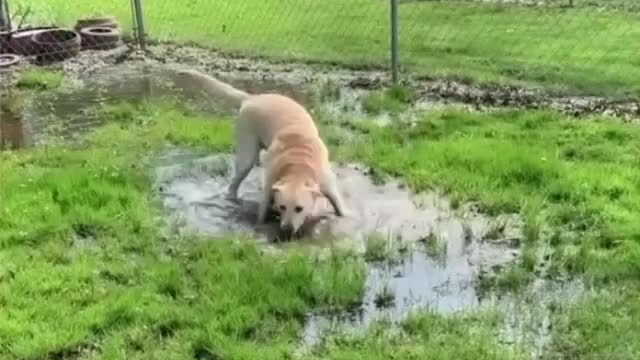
[241, 93, 319, 146]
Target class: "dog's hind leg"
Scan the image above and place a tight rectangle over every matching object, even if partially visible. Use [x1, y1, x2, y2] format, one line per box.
[226, 124, 260, 201]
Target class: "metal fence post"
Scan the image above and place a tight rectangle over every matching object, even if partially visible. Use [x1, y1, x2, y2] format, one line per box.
[390, 0, 399, 84]
[0, 0, 11, 31]
[132, 0, 146, 50]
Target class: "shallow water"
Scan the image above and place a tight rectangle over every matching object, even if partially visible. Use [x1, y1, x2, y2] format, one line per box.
[0, 63, 321, 150]
[0, 61, 402, 151]
[154, 149, 531, 347]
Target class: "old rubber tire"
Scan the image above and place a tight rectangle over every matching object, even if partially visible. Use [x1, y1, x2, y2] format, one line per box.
[32, 29, 81, 61]
[79, 26, 121, 50]
[8, 26, 55, 56]
[0, 31, 11, 53]
[0, 53, 20, 68]
[74, 18, 119, 32]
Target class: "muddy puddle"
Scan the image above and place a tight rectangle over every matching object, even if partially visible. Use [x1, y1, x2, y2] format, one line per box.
[0, 61, 371, 150]
[152, 148, 585, 352]
[1, 64, 195, 149]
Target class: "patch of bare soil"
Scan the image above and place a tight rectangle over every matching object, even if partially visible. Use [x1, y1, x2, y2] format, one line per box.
[146, 44, 640, 121]
[4, 43, 639, 124]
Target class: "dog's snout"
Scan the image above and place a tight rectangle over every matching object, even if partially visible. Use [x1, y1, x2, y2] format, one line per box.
[281, 223, 295, 236]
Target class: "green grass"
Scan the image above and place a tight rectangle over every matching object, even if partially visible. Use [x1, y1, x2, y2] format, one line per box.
[16, 69, 64, 90]
[328, 102, 640, 357]
[0, 100, 521, 359]
[420, 231, 447, 261]
[373, 285, 395, 309]
[15, 0, 640, 97]
[544, 286, 640, 360]
[309, 311, 526, 359]
[0, 101, 369, 359]
[4, 95, 640, 357]
[334, 107, 640, 282]
[361, 85, 415, 115]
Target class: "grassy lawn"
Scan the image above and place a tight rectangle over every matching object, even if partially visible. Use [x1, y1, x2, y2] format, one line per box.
[327, 92, 640, 357]
[0, 100, 522, 359]
[13, 0, 640, 97]
[0, 103, 368, 359]
[336, 101, 640, 281]
[1, 91, 640, 357]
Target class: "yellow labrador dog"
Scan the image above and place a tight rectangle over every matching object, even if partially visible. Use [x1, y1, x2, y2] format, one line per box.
[175, 69, 348, 236]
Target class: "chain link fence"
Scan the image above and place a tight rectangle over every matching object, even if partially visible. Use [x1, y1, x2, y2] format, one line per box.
[2, 0, 639, 150]
[140, 0, 639, 96]
[1, 0, 639, 95]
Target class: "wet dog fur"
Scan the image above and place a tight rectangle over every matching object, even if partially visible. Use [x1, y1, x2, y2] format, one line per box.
[175, 69, 348, 236]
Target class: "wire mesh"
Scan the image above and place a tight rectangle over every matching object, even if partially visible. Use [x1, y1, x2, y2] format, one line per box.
[399, 0, 639, 95]
[1, 0, 637, 95]
[136, 0, 638, 97]
[2, 0, 640, 152]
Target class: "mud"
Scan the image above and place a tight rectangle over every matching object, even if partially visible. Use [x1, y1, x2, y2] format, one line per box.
[153, 148, 538, 342]
[155, 148, 520, 246]
[141, 45, 640, 121]
[154, 148, 585, 356]
[3, 42, 639, 137]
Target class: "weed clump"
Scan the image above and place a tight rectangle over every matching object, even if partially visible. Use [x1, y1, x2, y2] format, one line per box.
[362, 84, 415, 114]
[17, 69, 64, 90]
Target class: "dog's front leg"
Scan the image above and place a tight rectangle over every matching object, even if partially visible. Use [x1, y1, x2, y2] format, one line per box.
[257, 170, 273, 224]
[320, 167, 349, 217]
[227, 139, 260, 201]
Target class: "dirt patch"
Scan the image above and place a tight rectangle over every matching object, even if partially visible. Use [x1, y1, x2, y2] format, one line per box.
[418, 80, 640, 121]
[401, 0, 640, 12]
[4, 43, 639, 133]
[147, 44, 640, 121]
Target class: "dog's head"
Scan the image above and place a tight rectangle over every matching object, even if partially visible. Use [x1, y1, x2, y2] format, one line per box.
[271, 179, 323, 236]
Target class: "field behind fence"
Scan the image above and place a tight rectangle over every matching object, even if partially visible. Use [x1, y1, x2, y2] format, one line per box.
[9, 0, 640, 98]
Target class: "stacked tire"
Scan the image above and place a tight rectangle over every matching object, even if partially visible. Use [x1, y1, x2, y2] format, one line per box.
[74, 18, 121, 51]
[0, 17, 123, 66]
[32, 29, 81, 61]
[0, 53, 20, 68]
[6, 26, 55, 56]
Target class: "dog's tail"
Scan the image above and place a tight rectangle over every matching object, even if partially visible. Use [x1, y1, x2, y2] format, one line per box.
[176, 69, 249, 108]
